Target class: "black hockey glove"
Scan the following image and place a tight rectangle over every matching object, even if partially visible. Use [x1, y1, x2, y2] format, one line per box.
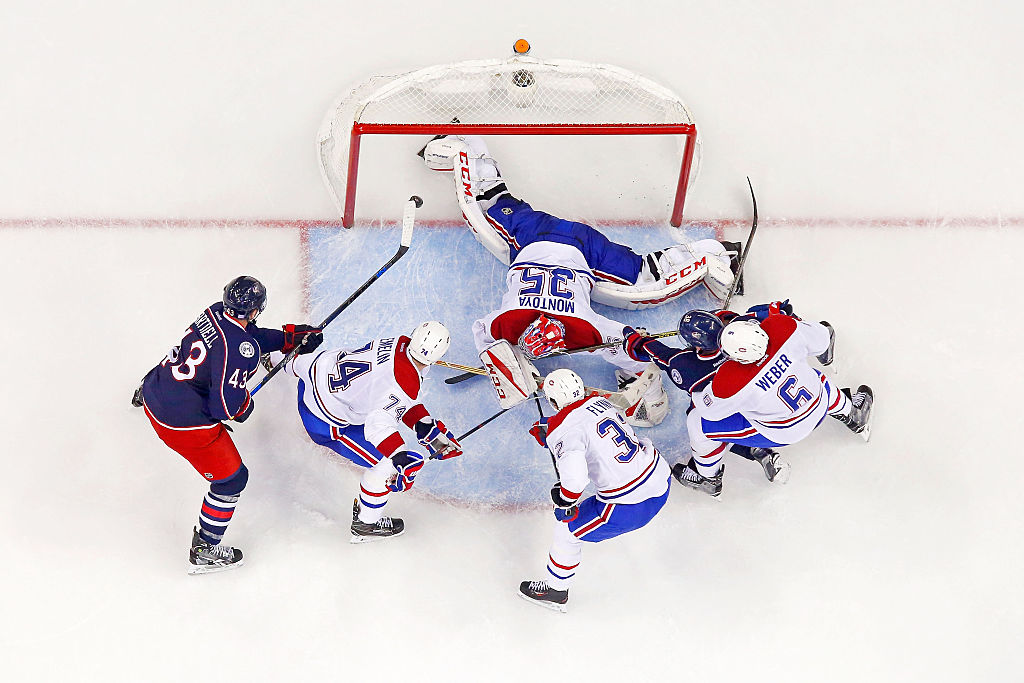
[282, 324, 324, 355]
[550, 484, 579, 523]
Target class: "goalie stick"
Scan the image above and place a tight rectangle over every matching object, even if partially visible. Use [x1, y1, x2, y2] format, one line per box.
[250, 195, 421, 395]
[443, 177, 760, 385]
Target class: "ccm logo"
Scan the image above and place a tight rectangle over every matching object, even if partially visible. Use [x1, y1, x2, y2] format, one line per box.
[488, 370, 507, 399]
[664, 256, 707, 285]
[459, 151, 473, 198]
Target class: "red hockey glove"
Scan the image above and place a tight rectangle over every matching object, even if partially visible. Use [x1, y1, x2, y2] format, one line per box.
[621, 326, 652, 362]
[282, 324, 324, 355]
[529, 419, 549, 447]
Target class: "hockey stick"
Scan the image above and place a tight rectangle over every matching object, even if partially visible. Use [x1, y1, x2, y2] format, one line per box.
[721, 177, 758, 311]
[250, 196, 421, 395]
[443, 178, 760, 385]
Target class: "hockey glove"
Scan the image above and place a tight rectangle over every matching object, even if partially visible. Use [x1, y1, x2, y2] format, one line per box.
[529, 418, 549, 448]
[746, 300, 795, 321]
[282, 324, 324, 355]
[415, 418, 463, 460]
[621, 326, 653, 363]
[387, 451, 425, 493]
[234, 398, 255, 423]
[550, 484, 579, 523]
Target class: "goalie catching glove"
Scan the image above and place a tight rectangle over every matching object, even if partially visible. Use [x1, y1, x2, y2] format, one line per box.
[415, 418, 462, 460]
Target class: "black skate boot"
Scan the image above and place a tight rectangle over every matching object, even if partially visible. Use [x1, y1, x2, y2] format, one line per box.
[832, 385, 874, 441]
[721, 241, 744, 296]
[749, 447, 790, 483]
[518, 580, 569, 613]
[350, 499, 405, 544]
[817, 322, 836, 366]
[188, 527, 243, 575]
[671, 457, 723, 497]
[131, 381, 144, 408]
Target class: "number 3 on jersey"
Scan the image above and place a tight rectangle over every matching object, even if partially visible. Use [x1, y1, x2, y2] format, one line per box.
[596, 416, 640, 463]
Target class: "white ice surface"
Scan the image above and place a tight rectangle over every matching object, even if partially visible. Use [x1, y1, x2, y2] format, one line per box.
[1, 2, 1022, 682]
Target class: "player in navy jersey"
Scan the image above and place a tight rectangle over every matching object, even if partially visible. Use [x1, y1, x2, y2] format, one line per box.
[621, 304, 793, 485]
[679, 304, 873, 497]
[134, 275, 322, 573]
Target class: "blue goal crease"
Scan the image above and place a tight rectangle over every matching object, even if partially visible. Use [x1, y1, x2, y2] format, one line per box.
[304, 223, 718, 506]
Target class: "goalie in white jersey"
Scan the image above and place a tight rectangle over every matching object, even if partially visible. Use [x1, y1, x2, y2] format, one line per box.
[422, 134, 741, 427]
[287, 321, 463, 542]
[517, 369, 671, 613]
[676, 308, 874, 497]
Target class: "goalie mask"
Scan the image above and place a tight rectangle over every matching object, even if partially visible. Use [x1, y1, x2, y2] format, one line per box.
[720, 320, 769, 364]
[518, 314, 567, 359]
[543, 368, 585, 411]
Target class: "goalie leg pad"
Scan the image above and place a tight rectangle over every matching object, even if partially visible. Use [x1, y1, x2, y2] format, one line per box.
[480, 340, 541, 409]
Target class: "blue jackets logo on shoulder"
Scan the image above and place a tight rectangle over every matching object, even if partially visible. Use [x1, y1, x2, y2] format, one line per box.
[239, 341, 255, 358]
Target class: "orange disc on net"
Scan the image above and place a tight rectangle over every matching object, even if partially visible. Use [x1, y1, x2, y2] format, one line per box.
[513, 39, 531, 54]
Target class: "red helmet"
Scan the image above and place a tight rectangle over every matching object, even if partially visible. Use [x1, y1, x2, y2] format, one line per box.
[518, 314, 567, 359]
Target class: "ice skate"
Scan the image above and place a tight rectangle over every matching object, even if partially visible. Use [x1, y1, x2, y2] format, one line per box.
[188, 527, 244, 575]
[833, 385, 874, 442]
[518, 580, 569, 613]
[350, 498, 405, 544]
[131, 382, 144, 408]
[817, 321, 835, 366]
[750, 447, 790, 483]
[671, 458, 723, 497]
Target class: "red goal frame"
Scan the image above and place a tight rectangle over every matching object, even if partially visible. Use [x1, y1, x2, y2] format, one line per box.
[342, 122, 698, 228]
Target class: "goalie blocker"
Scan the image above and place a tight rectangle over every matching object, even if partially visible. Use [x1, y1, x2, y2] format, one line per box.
[479, 340, 668, 427]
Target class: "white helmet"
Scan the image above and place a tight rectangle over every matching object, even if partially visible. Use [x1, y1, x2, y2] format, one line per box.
[408, 321, 450, 365]
[543, 368, 586, 411]
[720, 320, 769, 364]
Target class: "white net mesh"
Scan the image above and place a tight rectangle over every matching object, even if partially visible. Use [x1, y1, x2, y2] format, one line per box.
[317, 55, 701, 222]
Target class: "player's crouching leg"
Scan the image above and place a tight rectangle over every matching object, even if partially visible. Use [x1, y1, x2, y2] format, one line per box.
[350, 452, 424, 544]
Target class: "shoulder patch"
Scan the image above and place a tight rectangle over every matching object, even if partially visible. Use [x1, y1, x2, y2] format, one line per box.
[239, 341, 256, 358]
[671, 369, 683, 385]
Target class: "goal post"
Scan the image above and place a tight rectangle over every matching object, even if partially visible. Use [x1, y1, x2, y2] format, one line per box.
[318, 53, 702, 227]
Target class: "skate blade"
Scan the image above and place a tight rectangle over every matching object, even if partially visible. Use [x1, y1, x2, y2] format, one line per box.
[349, 529, 406, 544]
[516, 589, 568, 613]
[859, 421, 872, 442]
[769, 459, 792, 484]
[187, 558, 244, 575]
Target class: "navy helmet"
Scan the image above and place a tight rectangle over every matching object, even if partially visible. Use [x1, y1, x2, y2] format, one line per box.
[677, 310, 724, 351]
[222, 276, 267, 321]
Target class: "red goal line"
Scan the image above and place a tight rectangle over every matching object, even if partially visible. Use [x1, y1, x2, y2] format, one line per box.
[1, 216, 1022, 230]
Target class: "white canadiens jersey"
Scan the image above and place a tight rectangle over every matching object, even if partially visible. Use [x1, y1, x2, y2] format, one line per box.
[288, 335, 427, 452]
[546, 396, 670, 506]
[471, 242, 629, 352]
[693, 316, 833, 445]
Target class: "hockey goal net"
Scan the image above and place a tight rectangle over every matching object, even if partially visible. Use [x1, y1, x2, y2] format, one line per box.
[317, 52, 701, 227]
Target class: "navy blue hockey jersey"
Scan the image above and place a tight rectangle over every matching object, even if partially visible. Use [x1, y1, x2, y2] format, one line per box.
[141, 302, 285, 429]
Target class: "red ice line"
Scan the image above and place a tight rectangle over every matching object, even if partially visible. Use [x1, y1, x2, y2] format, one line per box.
[1, 216, 1023, 229]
